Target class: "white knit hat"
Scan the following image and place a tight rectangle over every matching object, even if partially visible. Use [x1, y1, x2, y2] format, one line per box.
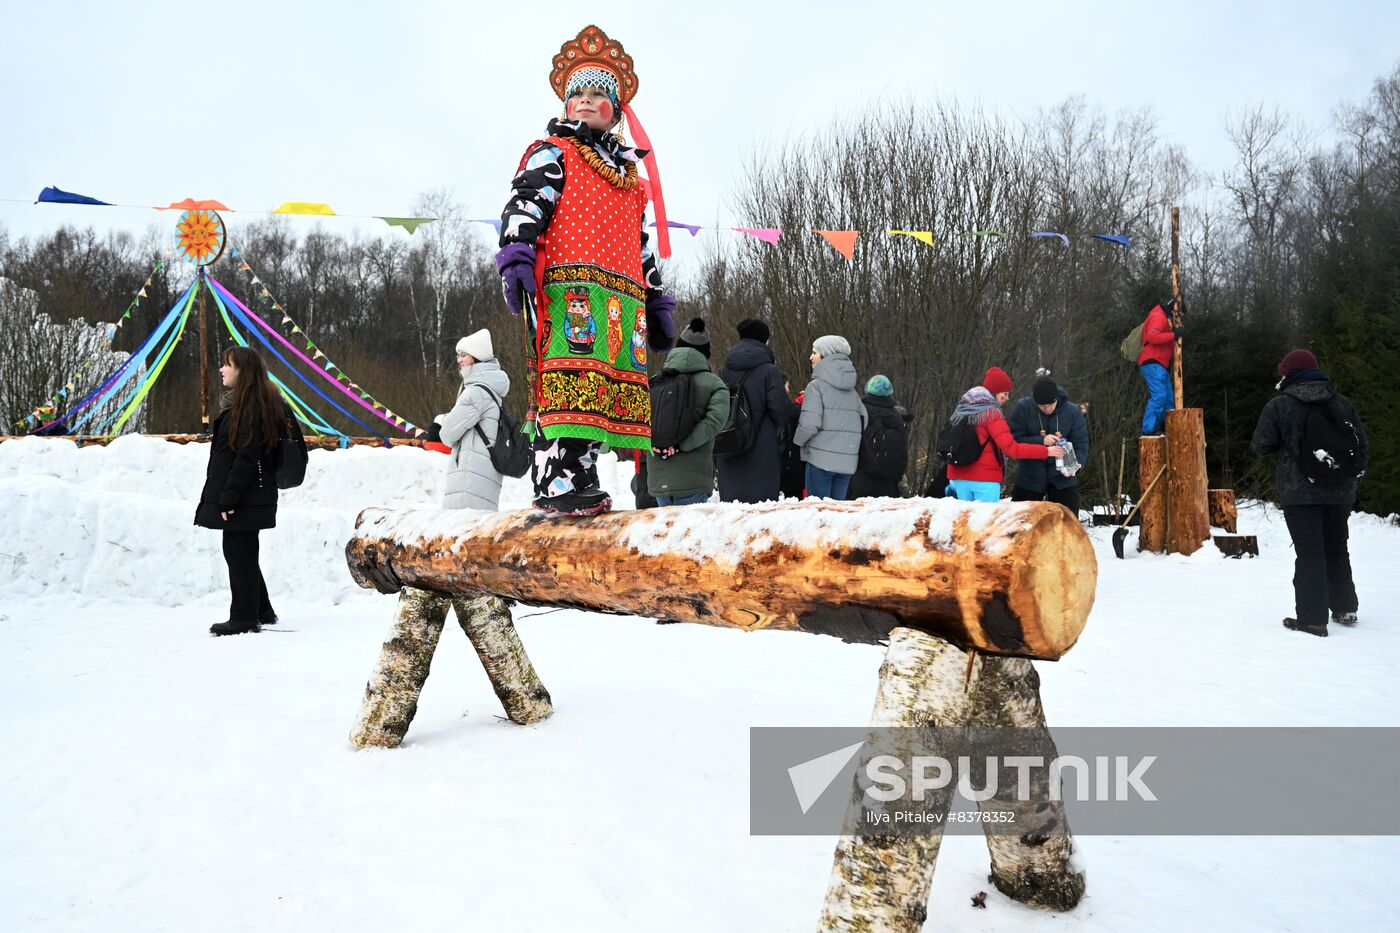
[812, 334, 850, 358]
[456, 329, 494, 362]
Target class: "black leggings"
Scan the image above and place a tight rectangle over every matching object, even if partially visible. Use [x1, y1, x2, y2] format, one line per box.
[1010, 483, 1081, 516]
[222, 529, 273, 624]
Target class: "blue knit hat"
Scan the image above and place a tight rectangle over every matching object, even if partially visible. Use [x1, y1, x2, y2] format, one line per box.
[865, 374, 893, 397]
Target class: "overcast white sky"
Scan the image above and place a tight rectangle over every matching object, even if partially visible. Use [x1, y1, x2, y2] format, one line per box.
[3, 0, 1397, 280]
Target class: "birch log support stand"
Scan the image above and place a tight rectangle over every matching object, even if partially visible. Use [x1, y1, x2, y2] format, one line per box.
[1165, 408, 1210, 556]
[819, 632, 1084, 931]
[1137, 435, 1169, 553]
[350, 589, 552, 749]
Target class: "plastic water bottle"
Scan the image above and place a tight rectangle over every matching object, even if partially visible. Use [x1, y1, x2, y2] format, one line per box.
[1056, 440, 1080, 477]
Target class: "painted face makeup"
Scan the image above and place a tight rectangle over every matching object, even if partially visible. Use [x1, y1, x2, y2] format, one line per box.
[567, 87, 617, 131]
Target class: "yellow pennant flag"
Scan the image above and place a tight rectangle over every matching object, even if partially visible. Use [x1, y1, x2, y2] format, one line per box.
[273, 202, 336, 216]
[887, 230, 934, 247]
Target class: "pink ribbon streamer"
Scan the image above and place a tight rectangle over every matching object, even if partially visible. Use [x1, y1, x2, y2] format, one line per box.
[621, 103, 671, 259]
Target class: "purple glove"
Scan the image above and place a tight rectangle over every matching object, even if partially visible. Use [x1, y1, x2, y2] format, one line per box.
[495, 243, 537, 315]
[645, 293, 676, 351]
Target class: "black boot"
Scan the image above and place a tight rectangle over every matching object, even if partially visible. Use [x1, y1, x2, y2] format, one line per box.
[259, 611, 278, 626]
[211, 619, 262, 636]
[1331, 611, 1358, 627]
[532, 488, 612, 516]
[1283, 617, 1328, 638]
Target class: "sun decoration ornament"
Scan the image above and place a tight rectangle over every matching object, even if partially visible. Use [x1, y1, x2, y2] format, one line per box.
[173, 209, 226, 266]
[549, 24, 638, 106]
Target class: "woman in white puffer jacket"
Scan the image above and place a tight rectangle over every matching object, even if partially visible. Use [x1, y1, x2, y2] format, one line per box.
[431, 329, 510, 510]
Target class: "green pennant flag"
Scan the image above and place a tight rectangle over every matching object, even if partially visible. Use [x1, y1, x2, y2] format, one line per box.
[378, 217, 437, 235]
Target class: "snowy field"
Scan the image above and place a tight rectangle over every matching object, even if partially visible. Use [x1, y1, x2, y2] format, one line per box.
[1, 435, 1397, 932]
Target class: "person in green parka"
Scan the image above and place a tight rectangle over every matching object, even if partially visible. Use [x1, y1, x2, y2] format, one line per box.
[647, 333, 730, 506]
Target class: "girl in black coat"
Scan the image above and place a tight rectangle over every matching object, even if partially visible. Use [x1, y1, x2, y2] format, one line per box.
[194, 346, 287, 635]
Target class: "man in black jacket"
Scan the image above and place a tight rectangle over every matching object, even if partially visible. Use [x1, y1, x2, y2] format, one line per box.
[1007, 377, 1089, 516]
[1251, 349, 1368, 637]
[716, 319, 798, 503]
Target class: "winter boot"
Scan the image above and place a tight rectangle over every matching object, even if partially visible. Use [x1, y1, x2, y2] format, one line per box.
[259, 612, 279, 626]
[532, 488, 612, 517]
[1282, 617, 1328, 638]
[1331, 611, 1358, 627]
[210, 618, 262, 636]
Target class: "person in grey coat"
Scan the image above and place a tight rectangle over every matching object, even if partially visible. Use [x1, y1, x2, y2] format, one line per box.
[1251, 349, 1368, 638]
[793, 335, 867, 500]
[429, 329, 509, 511]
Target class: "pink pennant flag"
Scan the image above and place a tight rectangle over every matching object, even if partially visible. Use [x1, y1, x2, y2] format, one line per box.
[732, 227, 781, 245]
[813, 230, 859, 260]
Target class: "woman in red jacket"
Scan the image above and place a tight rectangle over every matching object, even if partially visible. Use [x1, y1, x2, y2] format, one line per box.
[946, 367, 1063, 502]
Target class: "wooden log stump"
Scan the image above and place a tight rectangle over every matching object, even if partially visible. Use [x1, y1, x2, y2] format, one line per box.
[345, 498, 1097, 661]
[1212, 534, 1259, 558]
[1208, 489, 1238, 533]
[1165, 409, 1210, 556]
[350, 588, 551, 748]
[1137, 435, 1168, 553]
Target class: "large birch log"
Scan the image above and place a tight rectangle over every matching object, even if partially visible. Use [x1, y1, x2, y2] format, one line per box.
[350, 588, 551, 748]
[1166, 408, 1210, 556]
[1137, 435, 1168, 553]
[820, 627, 981, 932]
[345, 498, 1096, 661]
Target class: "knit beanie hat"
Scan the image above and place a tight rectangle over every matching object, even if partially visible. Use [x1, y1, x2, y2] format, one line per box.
[982, 366, 1013, 395]
[677, 317, 711, 358]
[456, 329, 494, 362]
[1277, 348, 1319, 377]
[813, 335, 851, 358]
[1033, 377, 1059, 405]
[736, 318, 770, 344]
[865, 374, 893, 397]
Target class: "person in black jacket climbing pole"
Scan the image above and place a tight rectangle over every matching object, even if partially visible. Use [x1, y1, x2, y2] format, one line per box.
[194, 346, 289, 636]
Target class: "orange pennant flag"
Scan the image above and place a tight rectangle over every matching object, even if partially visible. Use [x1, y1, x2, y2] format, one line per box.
[813, 230, 859, 260]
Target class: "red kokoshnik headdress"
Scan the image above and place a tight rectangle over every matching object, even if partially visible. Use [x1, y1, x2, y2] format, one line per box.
[549, 24, 671, 259]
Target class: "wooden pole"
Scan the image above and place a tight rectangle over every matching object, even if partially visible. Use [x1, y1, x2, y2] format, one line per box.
[198, 268, 210, 432]
[1137, 435, 1169, 553]
[1165, 409, 1210, 556]
[1170, 206, 1184, 409]
[345, 499, 1099, 661]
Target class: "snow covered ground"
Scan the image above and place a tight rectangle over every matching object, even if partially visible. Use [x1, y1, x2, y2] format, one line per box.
[1, 435, 1397, 932]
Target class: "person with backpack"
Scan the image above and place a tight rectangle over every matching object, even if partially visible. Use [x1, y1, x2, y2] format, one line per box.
[646, 341, 730, 505]
[717, 319, 797, 503]
[427, 329, 511, 511]
[1251, 349, 1368, 638]
[194, 347, 296, 636]
[1134, 300, 1179, 435]
[793, 335, 867, 500]
[1007, 376, 1089, 515]
[850, 375, 910, 499]
[941, 367, 1064, 502]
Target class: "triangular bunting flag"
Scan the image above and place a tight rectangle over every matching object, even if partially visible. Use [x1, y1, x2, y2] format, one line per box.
[1030, 231, 1070, 248]
[813, 230, 859, 260]
[887, 230, 934, 247]
[281, 316, 292, 325]
[732, 227, 781, 245]
[138, 287, 147, 298]
[274, 202, 337, 216]
[378, 217, 436, 234]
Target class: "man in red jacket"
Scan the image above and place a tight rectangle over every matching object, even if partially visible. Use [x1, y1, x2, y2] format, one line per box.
[1137, 301, 1178, 434]
[945, 367, 1064, 502]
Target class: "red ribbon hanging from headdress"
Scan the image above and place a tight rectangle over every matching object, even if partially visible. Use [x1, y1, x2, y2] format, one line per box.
[622, 103, 671, 259]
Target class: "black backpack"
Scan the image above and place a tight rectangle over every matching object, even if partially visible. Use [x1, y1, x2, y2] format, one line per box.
[1296, 397, 1366, 485]
[649, 369, 698, 450]
[859, 418, 909, 481]
[273, 411, 309, 489]
[713, 368, 759, 460]
[471, 386, 531, 478]
[935, 417, 991, 467]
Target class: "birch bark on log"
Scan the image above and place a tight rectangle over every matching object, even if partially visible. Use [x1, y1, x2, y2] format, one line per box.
[970, 658, 1085, 911]
[345, 498, 1096, 661]
[820, 627, 982, 932]
[1166, 408, 1210, 556]
[350, 587, 452, 749]
[454, 595, 553, 725]
[1137, 435, 1168, 553]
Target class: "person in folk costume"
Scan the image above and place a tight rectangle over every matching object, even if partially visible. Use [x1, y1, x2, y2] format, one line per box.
[496, 24, 677, 516]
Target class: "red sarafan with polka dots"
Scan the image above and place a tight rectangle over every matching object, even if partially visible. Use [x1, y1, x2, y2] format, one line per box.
[528, 137, 653, 450]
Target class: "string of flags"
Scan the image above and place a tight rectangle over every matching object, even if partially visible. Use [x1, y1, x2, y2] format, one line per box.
[227, 245, 425, 437]
[16, 261, 165, 428]
[26, 186, 1134, 252]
